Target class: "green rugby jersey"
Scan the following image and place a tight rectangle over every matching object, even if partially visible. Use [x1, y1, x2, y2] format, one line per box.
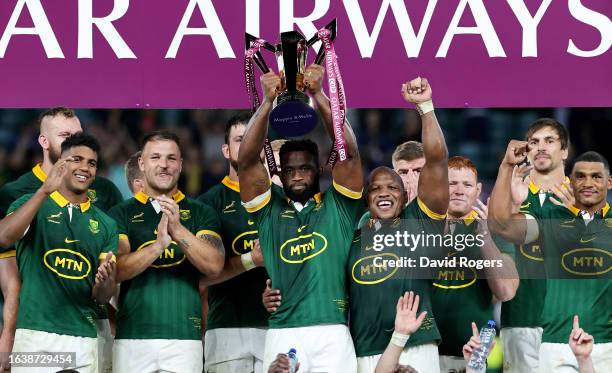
[0, 164, 123, 257]
[348, 199, 444, 357]
[245, 181, 363, 329]
[198, 176, 270, 329]
[108, 191, 221, 340]
[534, 203, 611, 343]
[431, 212, 515, 356]
[502, 181, 551, 328]
[8, 191, 118, 338]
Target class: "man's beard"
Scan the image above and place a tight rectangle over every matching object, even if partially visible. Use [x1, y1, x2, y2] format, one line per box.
[230, 159, 239, 174]
[284, 175, 320, 204]
[49, 146, 61, 164]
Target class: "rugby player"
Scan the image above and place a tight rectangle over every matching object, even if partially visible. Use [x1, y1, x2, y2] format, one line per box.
[108, 131, 224, 373]
[0, 133, 118, 373]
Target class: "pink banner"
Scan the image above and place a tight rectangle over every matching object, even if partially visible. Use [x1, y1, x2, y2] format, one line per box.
[0, 0, 610, 108]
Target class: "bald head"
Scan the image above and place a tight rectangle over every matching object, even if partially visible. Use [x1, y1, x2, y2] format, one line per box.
[368, 166, 405, 193]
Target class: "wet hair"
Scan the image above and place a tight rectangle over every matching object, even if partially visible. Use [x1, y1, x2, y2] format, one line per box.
[224, 112, 251, 144]
[525, 118, 569, 150]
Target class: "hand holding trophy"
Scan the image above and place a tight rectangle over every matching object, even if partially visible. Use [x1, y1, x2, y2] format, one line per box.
[244, 20, 339, 139]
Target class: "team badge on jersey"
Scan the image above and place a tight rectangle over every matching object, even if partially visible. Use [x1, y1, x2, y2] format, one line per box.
[180, 209, 191, 221]
[89, 219, 100, 234]
[87, 189, 98, 203]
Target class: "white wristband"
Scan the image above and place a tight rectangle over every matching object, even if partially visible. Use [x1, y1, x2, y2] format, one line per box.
[241, 252, 256, 271]
[416, 100, 434, 116]
[390, 331, 410, 348]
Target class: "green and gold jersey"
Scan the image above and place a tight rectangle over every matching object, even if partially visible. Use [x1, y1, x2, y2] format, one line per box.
[348, 199, 444, 357]
[198, 176, 271, 329]
[108, 191, 221, 340]
[431, 212, 515, 356]
[245, 182, 363, 329]
[534, 203, 611, 343]
[8, 192, 118, 338]
[502, 181, 551, 328]
[0, 164, 123, 255]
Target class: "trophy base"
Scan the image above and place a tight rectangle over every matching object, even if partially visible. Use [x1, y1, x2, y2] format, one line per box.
[270, 91, 318, 137]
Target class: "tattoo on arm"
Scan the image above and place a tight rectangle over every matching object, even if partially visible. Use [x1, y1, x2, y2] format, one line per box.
[199, 234, 225, 255]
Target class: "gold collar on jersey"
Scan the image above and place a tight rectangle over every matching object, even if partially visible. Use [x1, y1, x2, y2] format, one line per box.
[50, 191, 91, 212]
[286, 192, 322, 206]
[528, 177, 570, 195]
[134, 190, 186, 204]
[566, 203, 610, 217]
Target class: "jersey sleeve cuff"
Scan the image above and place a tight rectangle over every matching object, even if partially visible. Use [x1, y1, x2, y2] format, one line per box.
[0, 250, 16, 259]
[332, 180, 363, 200]
[98, 252, 117, 263]
[524, 213, 540, 244]
[417, 198, 446, 220]
[242, 189, 272, 213]
[196, 230, 221, 240]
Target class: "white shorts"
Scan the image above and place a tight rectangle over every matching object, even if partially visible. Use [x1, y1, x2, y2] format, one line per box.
[501, 327, 542, 372]
[96, 319, 113, 373]
[439, 355, 465, 373]
[204, 328, 266, 373]
[12, 328, 97, 373]
[113, 338, 202, 373]
[539, 341, 612, 372]
[263, 324, 356, 373]
[356, 342, 439, 373]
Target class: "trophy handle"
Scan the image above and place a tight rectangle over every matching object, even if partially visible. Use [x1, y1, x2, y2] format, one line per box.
[245, 33, 277, 73]
[307, 19, 337, 65]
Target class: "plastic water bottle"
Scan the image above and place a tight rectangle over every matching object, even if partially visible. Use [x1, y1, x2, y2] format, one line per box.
[467, 320, 496, 372]
[287, 348, 298, 373]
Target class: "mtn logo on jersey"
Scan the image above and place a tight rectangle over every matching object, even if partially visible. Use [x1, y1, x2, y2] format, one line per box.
[43, 248, 92, 280]
[519, 243, 544, 261]
[561, 248, 611, 276]
[351, 253, 399, 285]
[231, 231, 258, 255]
[137, 240, 186, 268]
[280, 232, 327, 263]
[433, 267, 477, 289]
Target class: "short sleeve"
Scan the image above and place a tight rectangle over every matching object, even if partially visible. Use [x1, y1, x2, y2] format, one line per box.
[194, 202, 222, 240]
[328, 183, 365, 236]
[107, 204, 128, 241]
[98, 218, 119, 262]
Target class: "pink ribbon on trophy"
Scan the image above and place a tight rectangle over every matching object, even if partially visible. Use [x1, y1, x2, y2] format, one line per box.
[317, 28, 347, 164]
[245, 38, 278, 175]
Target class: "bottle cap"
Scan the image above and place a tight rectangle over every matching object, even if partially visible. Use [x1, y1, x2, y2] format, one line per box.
[487, 320, 496, 328]
[288, 348, 297, 354]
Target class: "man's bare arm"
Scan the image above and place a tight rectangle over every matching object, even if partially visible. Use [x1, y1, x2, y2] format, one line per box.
[238, 73, 281, 203]
[403, 77, 449, 215]
[488, 141, 535, 244]
[0, 258, 19, 370]
[305, 64, 363, 193]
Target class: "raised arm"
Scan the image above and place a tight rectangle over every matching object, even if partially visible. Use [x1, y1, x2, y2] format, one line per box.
[304, 64, 363, 193]
[238, 73, 280, 203]
[488, 141, 537, 244]
[403, 77, 449, 215]
[0, 159, 67, 247]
